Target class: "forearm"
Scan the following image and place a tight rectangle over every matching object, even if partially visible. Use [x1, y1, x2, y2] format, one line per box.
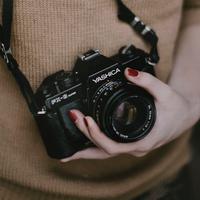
[168, 25, 200, 123]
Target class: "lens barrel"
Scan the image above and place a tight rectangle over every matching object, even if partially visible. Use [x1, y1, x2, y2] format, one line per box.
[92, 81, 156, 143]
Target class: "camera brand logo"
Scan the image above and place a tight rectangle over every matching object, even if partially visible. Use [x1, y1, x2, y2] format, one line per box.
[92, 68, 121, 83]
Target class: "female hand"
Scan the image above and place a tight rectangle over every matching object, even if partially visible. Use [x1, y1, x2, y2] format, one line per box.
[61, 68, 197, 162]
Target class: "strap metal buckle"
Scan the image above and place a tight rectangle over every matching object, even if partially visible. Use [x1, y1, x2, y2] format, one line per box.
[0, 43, 12, 64]
[145, 57, 157, 67]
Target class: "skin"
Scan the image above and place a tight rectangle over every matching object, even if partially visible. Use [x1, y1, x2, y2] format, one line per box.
[61, 25, 200, 163]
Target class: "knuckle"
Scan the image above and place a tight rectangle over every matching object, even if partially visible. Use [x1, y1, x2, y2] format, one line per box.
[140, 72, 154, 86]
[105, 147, 119, 155]
[104, 148, 114, 155]
[164, 86, 174, 98]
[86, 121, 93, 129]
[138, 143, 153, 152]
[159, 88, 174, 103]
[106, 148, 116, 155]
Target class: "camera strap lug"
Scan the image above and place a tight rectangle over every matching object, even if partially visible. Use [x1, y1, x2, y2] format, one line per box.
[145, 57, 157, 67]
[121, 44, 135, 55]
[37, 109, 46, 115]
[117, 0, 160, 64]
[0, 43, 12, 64]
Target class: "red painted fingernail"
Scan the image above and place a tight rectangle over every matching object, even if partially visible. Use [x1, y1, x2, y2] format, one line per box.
[84, 117, 89, 127]
[68, 110, 77, 123]
[128, 68, 139, 77]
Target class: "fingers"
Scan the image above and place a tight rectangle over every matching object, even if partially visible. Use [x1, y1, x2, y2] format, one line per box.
[84, 116, 137, 155]
[84, 116, 119, 154]
[60, 148, 149, 163]
[60, 147, 110, 163]
[68, 109, 105, 148]
[68, 110, 154, 158]
[124, 68, 173, 101]
[69, 110, 138, 155]
[68, 109, 94, 142]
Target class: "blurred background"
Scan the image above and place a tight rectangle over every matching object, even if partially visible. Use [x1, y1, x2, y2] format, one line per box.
[183, 121, 200, 200]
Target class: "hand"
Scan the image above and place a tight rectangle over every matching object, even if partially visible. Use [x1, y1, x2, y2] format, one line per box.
[61, 68, 195, 162]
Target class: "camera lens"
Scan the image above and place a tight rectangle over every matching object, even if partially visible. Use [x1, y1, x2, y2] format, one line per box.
[93, 82, 156, 143]
[113, 101, 137, 127]
[108, 95, 152, 141]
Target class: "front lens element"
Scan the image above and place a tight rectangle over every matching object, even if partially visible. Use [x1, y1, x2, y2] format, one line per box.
[109, 96, 151, 141]
[112, 101, 137, 126]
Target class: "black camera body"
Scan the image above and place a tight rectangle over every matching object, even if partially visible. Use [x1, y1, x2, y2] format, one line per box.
[34, 45, 156, 159]
[0, 0, 160, 160]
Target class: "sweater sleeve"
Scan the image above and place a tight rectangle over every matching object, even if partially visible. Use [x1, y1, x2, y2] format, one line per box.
[182, 0, 200, 27]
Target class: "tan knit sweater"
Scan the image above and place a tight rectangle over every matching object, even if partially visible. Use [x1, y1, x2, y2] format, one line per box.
[0, 0, 199, 199]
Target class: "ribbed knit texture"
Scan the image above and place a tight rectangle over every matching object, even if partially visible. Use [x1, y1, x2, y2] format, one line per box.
[0, 0, 199, 199]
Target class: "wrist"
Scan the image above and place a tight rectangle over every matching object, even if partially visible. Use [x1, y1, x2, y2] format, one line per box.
[186, 97, 200, 125]
[168, 82, 200, 125]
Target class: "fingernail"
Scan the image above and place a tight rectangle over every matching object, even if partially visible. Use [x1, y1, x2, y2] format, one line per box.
[128, 68, 139, 77]
[84, 117, 89, 127]
[68, 110, 77, 123]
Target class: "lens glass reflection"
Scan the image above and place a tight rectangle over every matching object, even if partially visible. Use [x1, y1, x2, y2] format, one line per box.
[112, 101, 137, 126]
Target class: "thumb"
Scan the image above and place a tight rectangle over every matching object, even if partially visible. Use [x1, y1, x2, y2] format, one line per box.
[124, 68, 172, 101]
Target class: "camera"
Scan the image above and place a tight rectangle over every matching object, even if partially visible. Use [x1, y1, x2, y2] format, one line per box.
[34, 45, 156, 159]
[0, 0, 160, 160]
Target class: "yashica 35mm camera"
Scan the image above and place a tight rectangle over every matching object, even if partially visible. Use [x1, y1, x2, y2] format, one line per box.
[35, 45, 156, 159]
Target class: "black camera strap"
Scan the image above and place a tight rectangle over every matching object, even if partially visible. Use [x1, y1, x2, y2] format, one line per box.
[116, 0, 159, 64]
[0, 0, 159, 115]
[0, 0, 39, 115]
[1, 0, 12, 52]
